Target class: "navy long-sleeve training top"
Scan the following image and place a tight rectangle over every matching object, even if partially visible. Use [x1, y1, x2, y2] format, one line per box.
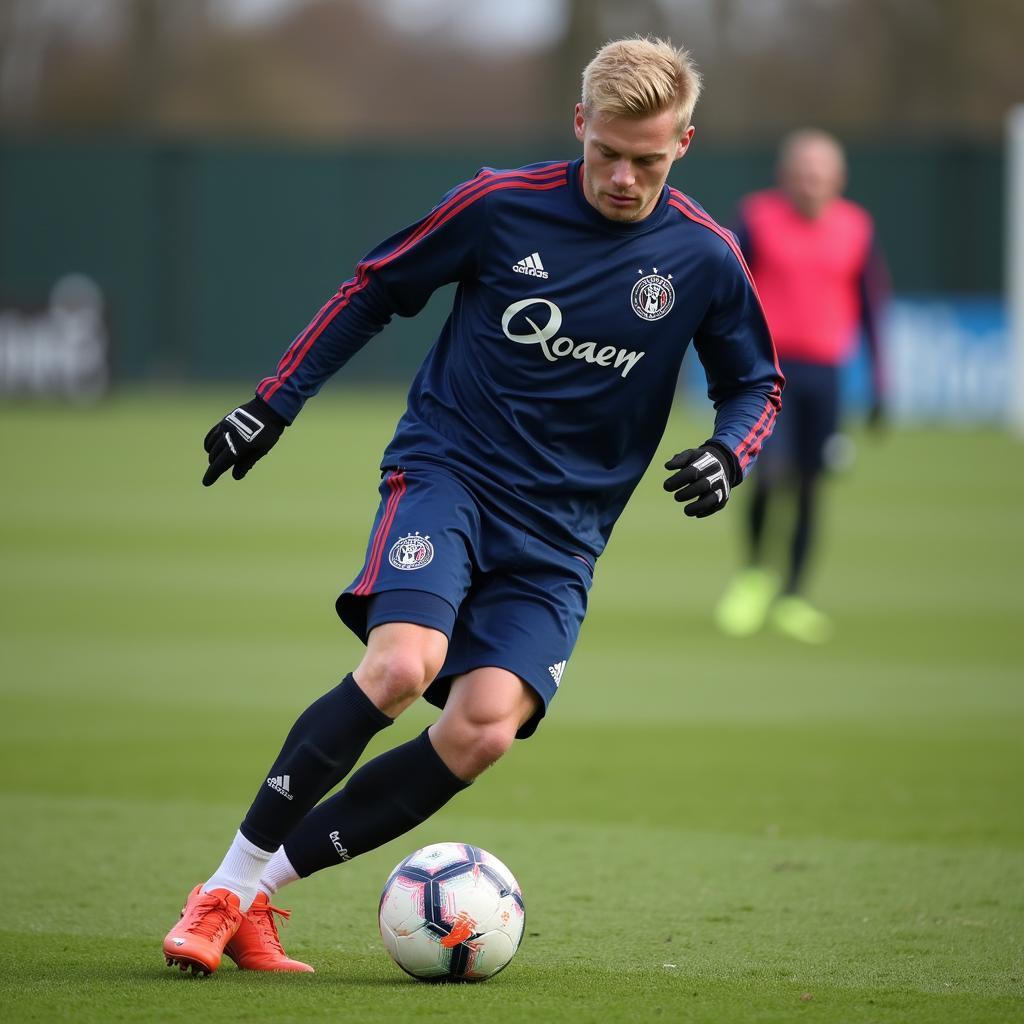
[256, 158, 783, 558]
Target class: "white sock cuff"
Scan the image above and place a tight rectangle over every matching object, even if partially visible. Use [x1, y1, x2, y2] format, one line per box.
[232, 830, 274, 862]
[259, 847, 300, 897]
[204, 830, 274, 911]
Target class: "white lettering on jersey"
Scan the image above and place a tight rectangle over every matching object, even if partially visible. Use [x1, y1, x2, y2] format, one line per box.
[500, 298, 645, 379]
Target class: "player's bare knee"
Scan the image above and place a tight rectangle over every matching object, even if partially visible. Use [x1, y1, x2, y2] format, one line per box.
[359, 651, 431, 704]
[452, 721, 518, 780]
[476, 722, 517, 770]
[355, 644, 444, 715]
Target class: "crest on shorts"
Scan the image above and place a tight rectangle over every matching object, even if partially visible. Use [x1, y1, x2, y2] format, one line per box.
[388, 532, 434, 571]
[631, 268, 675, 321]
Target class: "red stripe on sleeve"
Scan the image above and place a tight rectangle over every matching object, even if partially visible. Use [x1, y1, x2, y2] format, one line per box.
[668, 191, 760, 293]
[259, 165, 569, 403]
[667, 193, 782, 377]
[260, 173, 505, 399]
[257, 290, 349, 400]
[735, 393, 780, 470]
[666, 191, 783, 473]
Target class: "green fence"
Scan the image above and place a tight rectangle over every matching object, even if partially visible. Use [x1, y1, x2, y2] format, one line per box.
[0, 137, 1004, 385]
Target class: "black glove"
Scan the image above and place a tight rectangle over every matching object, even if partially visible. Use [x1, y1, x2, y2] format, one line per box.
[202, 396, 287, 486]
[663, 443, 735, 518]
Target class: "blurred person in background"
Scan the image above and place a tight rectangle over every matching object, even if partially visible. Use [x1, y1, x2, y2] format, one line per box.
[714, 129, 889, 644]
[159, 36, 783, 977]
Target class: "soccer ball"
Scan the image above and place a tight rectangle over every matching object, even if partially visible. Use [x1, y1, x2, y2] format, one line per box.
[378, 842, 525, 982]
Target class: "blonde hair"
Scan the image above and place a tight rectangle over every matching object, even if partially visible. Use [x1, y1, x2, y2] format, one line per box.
[582, 37, 702, 135]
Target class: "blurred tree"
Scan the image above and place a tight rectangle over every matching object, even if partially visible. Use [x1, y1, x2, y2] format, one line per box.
[0, 0, 1021, 142]
[0, 0, 122, 126]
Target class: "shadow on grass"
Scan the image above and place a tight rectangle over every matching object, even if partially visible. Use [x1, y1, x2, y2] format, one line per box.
[2, 933, 413, 991]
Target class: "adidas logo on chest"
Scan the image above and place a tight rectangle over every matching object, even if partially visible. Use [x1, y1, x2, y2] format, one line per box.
[513, 251, 549, 279]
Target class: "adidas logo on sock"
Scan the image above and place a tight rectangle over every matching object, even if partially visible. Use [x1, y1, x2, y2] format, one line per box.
[548, 660, 566, 686]
[513, 251, 549, 279]
[266, 774, 293, 800]
[329, 830, 351, 862]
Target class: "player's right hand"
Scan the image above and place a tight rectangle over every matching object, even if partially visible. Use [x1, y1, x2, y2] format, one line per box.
[202, 396, 287, 486]
[663, 444, 732, 518]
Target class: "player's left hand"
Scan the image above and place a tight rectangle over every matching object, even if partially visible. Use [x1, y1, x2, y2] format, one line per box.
[663, 445, 732, 518]
[202, 396, 287, 486]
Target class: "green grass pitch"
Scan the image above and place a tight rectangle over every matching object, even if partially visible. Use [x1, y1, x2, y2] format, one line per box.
[1, 391, 1022, 1022]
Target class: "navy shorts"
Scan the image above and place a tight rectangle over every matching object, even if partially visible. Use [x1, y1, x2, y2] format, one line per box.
[336, 465, 594, 738]
[758, 359, 840, 477]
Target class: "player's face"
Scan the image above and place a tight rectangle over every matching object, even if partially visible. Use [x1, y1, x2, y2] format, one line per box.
[780, 138, 846, 218]
[574, 105, 693, 223]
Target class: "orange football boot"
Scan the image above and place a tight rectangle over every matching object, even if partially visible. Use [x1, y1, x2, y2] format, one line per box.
[225, 891, 314, 972]
[163, 885, 243, 976]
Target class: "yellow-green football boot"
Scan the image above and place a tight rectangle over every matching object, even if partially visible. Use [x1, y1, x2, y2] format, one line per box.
[713, 568, 777, 637]
[770, 595, 833, 644]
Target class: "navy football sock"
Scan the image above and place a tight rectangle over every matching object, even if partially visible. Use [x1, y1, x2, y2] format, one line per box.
[239, 674, 393, 851]
[283, 729, 470, 877]
[748, 478, 769, 564]
[785, 474, 820, 594]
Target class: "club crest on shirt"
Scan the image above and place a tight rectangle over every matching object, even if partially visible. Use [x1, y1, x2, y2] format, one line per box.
[388, 532, 434, 571]
[631, 269, 675, 321]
